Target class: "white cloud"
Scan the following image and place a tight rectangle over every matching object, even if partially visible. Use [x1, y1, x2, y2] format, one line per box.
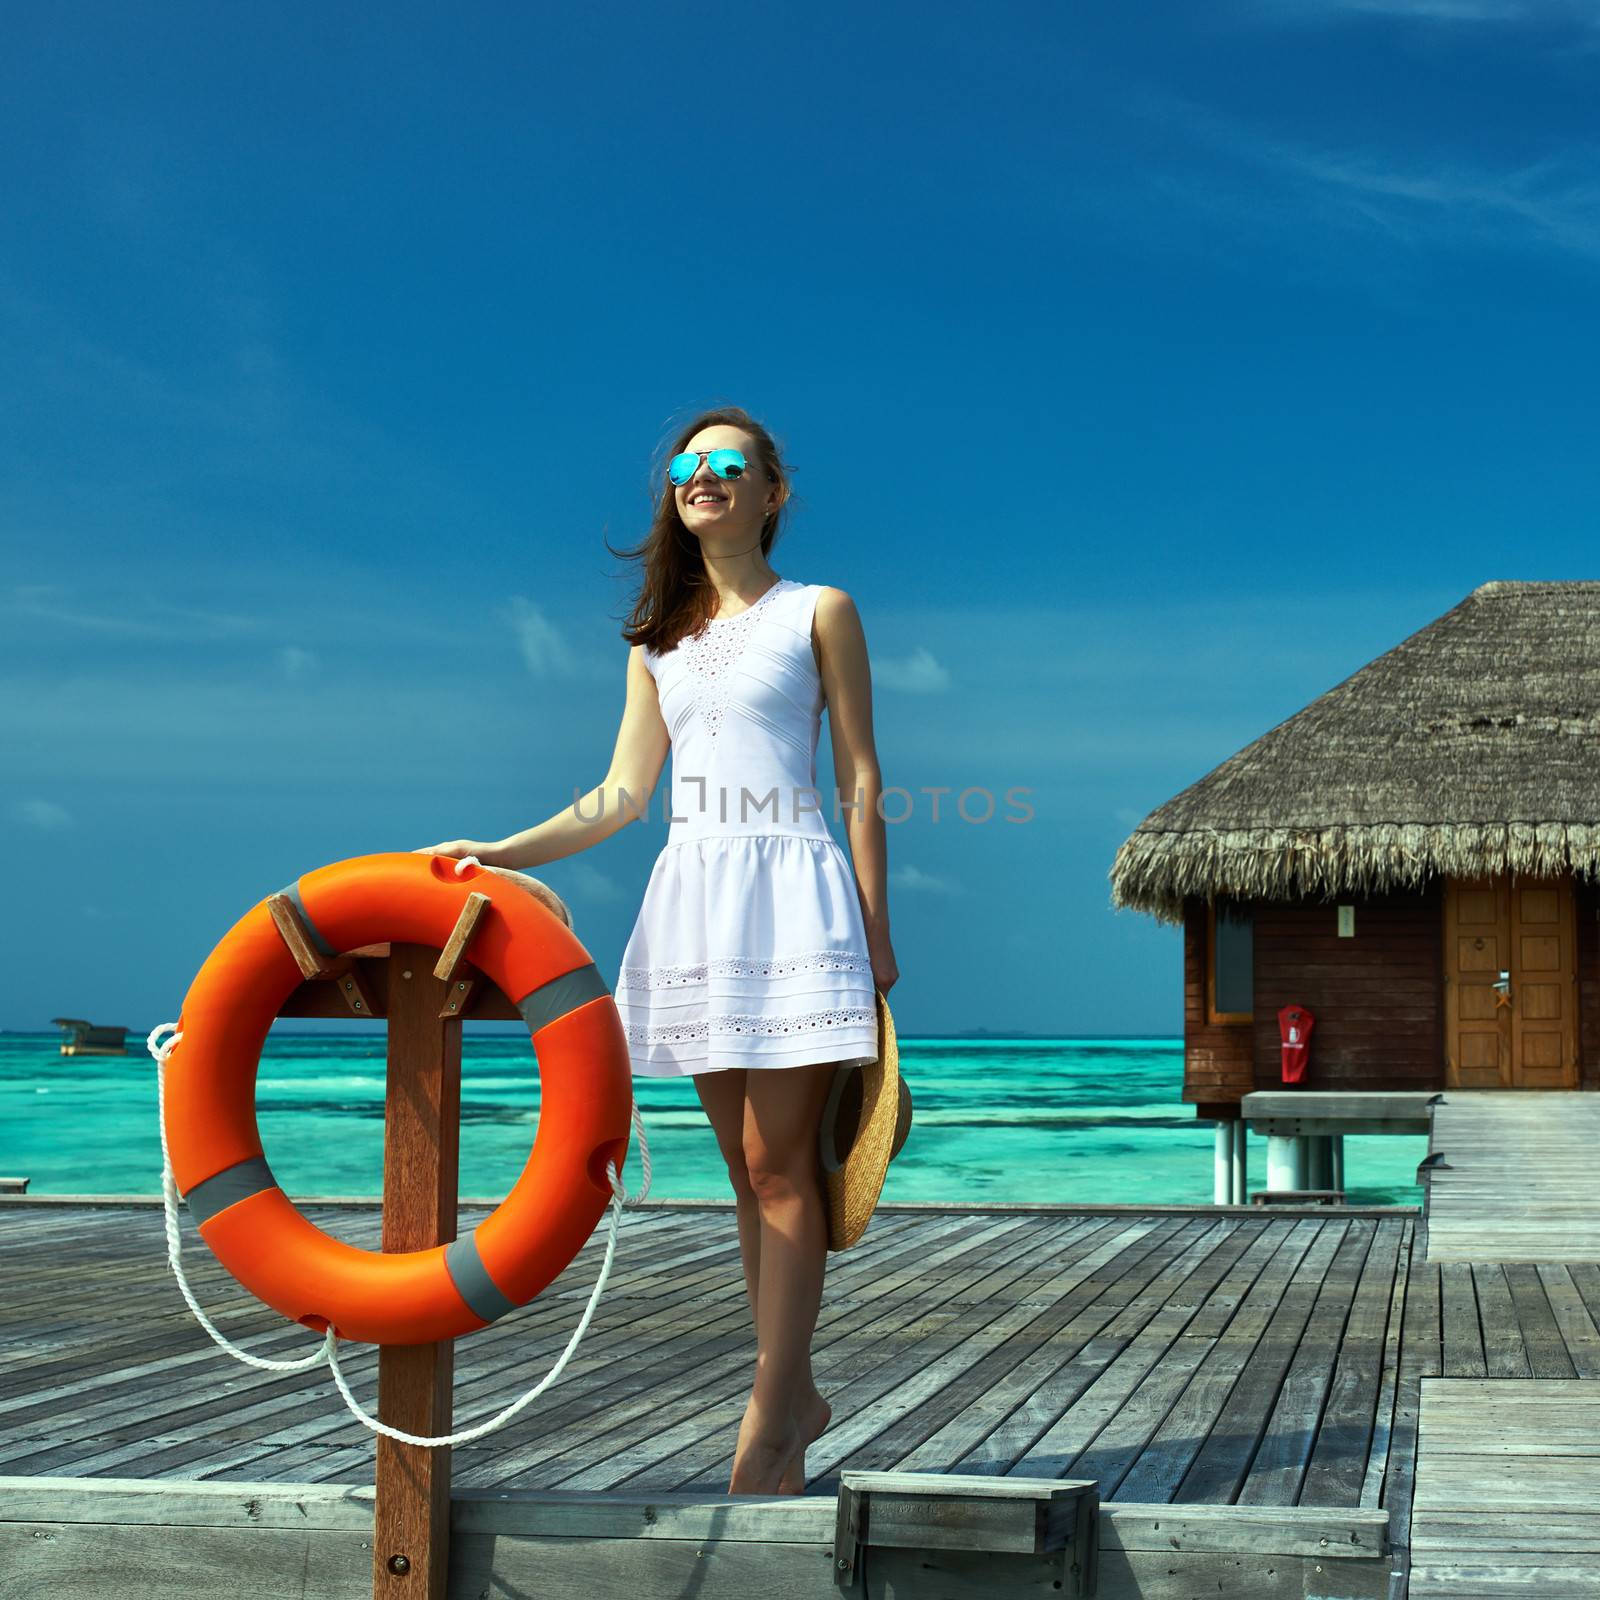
[2, 583, 264, 641]
[1256, 0, 1593, 22]
[1128, 88, 1600, 267]
[874, 646, 951, 694]
[891, 863, 961, 894]
[13, 798, 72, 830]
[506, 596, 581, 678]
[1267, 145, 1600, 262]
[277, 646, 317, 681]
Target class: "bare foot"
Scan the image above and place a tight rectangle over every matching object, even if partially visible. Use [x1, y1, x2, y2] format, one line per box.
[777, 1388, 833, 1495]
[728, 1403, 802, 1496]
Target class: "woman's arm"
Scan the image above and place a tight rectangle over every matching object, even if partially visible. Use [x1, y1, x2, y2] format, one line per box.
[816, 587, 899, 995]
[420, 645, 670, 871]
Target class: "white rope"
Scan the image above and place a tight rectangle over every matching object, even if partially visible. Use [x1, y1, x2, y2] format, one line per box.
[145, 976, 652, 1447]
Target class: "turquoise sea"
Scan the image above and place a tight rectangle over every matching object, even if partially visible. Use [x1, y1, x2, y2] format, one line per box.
[1, 1031, 1425, 1207]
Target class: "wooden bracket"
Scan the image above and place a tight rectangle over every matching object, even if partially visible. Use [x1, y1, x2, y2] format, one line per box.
[433, 892, 491, 985]
[268, 893, 336, 979]
[437, 973, 477, 1022]
[327, 959, 384, 1019]
[268, 892, 385, 1018]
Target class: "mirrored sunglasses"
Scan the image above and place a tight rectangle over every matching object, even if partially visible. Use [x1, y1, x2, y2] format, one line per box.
[668, 448, 752, 487]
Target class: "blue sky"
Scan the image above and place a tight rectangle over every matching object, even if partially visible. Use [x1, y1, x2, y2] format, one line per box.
[4, 1, 1597, 1035]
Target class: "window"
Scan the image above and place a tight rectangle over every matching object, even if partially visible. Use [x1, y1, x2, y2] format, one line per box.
[1208, 895, 1254, 1024]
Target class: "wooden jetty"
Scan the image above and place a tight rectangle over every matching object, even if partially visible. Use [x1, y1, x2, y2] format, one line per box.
[7, 1093, 1600, 1595]
[3, 1197, 1403, 1596]
[1422, 1090, 1600, 1263]
[1241, 1090, 1441, 1207]
[1405, 1090, 1600, 1597]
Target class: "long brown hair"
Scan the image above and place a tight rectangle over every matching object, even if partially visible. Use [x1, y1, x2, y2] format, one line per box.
[611, 405, 797, 656]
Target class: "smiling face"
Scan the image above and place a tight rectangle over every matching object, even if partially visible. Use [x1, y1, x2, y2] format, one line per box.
[675, 424, 778, 544]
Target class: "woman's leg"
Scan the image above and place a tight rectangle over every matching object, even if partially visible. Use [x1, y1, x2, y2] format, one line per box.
[693, 1067, 761, 1316]
[728, 1059, 839, 1494]
[695, 1064, 830, 1493]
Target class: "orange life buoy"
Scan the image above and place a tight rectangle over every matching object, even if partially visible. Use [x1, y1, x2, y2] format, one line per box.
[162, 851, 633, 1345]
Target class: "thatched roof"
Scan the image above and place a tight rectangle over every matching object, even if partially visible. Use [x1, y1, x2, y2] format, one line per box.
[1110, 581, 1600, 924]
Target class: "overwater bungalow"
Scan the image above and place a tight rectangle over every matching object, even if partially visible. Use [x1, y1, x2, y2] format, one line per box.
[1110, 581, 1600, 1197]
[49, 1016, 129, 1055]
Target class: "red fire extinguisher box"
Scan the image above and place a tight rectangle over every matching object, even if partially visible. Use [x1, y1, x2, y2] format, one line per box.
[1279, 1004, 1314, 1084]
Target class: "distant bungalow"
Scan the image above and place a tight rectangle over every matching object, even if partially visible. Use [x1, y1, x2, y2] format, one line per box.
[51, 1017, 130, 1056]
[1110, 581, 1599, 1192]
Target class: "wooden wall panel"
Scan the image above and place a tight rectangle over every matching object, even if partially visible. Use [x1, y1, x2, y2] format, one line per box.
[1182, 896, 1252, 1108]
[1577, 874, 1600, 1092]
[1250, 883, 1445, 1095]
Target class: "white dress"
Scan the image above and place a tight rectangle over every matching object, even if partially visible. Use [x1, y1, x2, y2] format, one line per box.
[616, 576, 880, 1077]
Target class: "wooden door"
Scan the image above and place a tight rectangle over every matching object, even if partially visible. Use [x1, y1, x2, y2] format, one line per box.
[1444, 874, 1578, 1089]
[1509, 876, 1578, 1087]
[1444, 876, 1511, 1088]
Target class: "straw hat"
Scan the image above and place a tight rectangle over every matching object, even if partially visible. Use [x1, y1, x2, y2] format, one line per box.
[818, 989, 913, 1252]
[477, 865, 573, 929]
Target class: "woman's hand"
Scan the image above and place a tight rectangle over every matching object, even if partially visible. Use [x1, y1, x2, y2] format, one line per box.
[413, 839, 502, 866]
[411, 842, 571, 928]
[869, 932, 899, 998]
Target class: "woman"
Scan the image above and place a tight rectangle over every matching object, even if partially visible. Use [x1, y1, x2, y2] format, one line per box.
[421, 405, 897, 1497]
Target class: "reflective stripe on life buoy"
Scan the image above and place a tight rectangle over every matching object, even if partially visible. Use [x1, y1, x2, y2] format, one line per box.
[162, 851, 634, 1345]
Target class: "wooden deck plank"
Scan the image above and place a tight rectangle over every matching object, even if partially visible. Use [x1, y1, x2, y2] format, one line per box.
[590, 1216, 1179, 1493]
[0, 1200, 1442, 1519]
[1298, 1217, 1407, 1508]
[0, 1227, 756, 1457]
[1358, 1215, 1412, 1509]
[1473, 1263, 1533, 1379]
[1537, 1266, 1600, 1379]
[1569, 1263, 1600, 1335]
[976, 1220, 1259, 1477]
[483, 1213, 1066, 1487]
[1439, 1262, 1487, 1377]
[933, 1220, 1287, 1489]
[474, 1213, 1070, 1489]
[826, 1218, 1263, 1484]
[197, 1206, 944, 1454]
[1114, 1219, 1333, 1504]
[1502, 1263, 1578, 1379]
[0, 1205, 695, 1408]
[3, 1208, 949, 1477]
[1410, 1379, 1600, 1600]
[1004, 1222, 1282, 1488]
[858, 1217, 1248, 1473]
[1172, 1219, 1352, 1503]
[1235, 1219, 1377, 1506]
[1426, 1093, 1600, 1265]
[761, 1216, 1190, 1491]
[1379, 1226, 1436, 1589]
[0, 1208, 866, 1442]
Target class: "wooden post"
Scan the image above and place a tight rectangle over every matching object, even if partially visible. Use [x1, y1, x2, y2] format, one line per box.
[272, 888, 530, 1600]
[372, 942, 462, 1599]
